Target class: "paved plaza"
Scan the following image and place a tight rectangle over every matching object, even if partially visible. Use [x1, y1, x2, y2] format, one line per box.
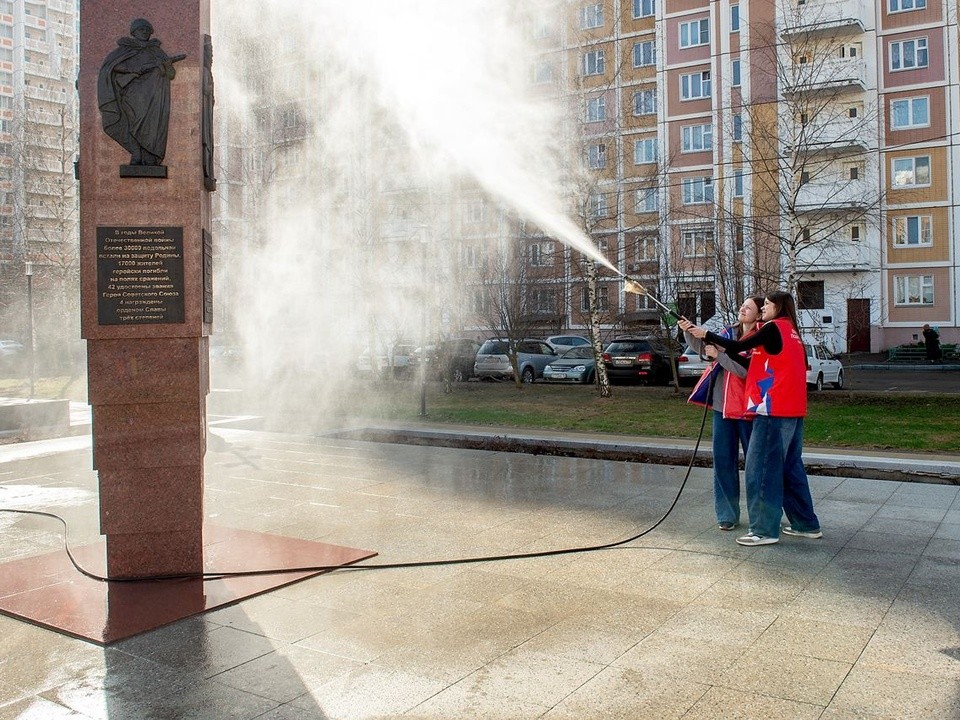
[0, 427, 959, 719]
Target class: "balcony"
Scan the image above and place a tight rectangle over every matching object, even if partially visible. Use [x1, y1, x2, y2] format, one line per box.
[794, 178, 872, 211]
[781, 0, 868, 37]
[791, 117, 875, 155]
[796, 237, 873, 272]
[782, 58, 866, 96]
[24, 85, 64, 103]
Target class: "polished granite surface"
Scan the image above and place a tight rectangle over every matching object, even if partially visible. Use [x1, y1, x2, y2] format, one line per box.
[1, 428, 958, 719]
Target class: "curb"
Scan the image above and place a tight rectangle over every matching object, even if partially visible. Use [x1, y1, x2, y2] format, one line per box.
[330, 425, 960, 486]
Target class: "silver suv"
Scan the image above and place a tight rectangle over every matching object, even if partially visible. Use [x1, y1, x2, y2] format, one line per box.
[474, 339, 557, 383]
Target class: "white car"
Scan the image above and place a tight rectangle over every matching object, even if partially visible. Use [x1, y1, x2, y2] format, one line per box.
[805, 343, 844, 391]
[545, 335, 591, 353]
[677, 345, 710, 385]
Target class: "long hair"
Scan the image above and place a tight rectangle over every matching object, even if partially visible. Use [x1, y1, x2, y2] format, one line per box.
[766, 290, 800, 331]
[737, 296, 764, 339]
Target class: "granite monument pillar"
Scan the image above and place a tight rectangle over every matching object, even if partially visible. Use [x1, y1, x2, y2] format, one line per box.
[79, 1, 214, 578]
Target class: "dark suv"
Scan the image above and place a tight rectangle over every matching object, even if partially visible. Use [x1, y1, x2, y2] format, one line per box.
[436, 338, 482, 382]
[601, 336, 675, 385]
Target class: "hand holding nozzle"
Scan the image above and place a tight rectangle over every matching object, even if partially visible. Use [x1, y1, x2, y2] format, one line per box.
[678, 317, 707, 339]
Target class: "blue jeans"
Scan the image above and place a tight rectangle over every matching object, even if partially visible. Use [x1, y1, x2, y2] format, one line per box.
[712, 411, 751, 525]
[743, 416, 820, 538]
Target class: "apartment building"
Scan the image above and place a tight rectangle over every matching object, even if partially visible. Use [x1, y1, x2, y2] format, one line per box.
[481, 0, 958, 351]
[0, 0, 78, 349]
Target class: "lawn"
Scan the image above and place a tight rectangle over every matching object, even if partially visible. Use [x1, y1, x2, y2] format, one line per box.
[346, 380, 960, 453]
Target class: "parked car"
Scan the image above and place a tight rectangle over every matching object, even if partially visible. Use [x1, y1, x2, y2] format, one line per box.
[474, 338, 557, 383]
[0, 340, 24, 357]
[357, 344, 417, 378]
[0, 339, 24, 373]
[435, 339, 480, 382]
[542, 346, 597, 384]
[805, 343, 844, 390]
[546, 335, 591, 354]
[677, 345, 710, 385]
[601, 336, 675, 385]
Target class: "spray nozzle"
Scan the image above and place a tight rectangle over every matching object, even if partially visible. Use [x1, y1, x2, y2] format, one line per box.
[622, 275, 683, 321]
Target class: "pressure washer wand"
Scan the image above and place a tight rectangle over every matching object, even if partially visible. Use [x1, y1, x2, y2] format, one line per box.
[622, 276, 683, 321]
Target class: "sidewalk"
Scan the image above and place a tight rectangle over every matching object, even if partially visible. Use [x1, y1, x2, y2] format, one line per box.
[0, 426, 958, 718]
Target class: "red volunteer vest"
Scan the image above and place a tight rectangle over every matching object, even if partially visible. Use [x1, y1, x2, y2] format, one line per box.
[743, 317, 807, 418]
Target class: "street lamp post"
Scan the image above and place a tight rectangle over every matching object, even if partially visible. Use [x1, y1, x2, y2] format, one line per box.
[24, 261, 35, 398]
[419, 235, 428, 417]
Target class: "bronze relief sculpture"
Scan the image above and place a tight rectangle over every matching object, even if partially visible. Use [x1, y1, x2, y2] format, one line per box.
[98, 18, 186, 173]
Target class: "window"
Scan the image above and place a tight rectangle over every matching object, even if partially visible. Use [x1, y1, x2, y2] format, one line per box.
[636, 234, 658, 260]
[681, 123, 712, 152]
[466, 201, 485, 223]
[530, 241, 555, 266]
[732, 59, 742, 86]
[797, 281, 825, 309]
[633, 88, 656, 115]
[680, 71, 711, 100]
[732, 113, 743, 142]
[633, 0, 655, 18]
[892, 156, 931, 187]
[731, 4, 740, 31]
[682, 177, 714, 204]
[531, 288, 556, 314]
[894, 274, 934, 305]
[581, 286, 610, 311]
[889, 0, 926, 12]
[587, 96, 606, 122]
[580, 4, 604, 29]
[588, 143, 607, 169]
[463, 244, 480, 267]
[583, 50, 605, 76]
[845, 162, 861, 180]
[470, 289, 487, 314]
[680, 227, 715, 257]
[892, 215, 932, 246]
[840, 43, 860, 58]
[636, 187, 658, 213]
[890, 38, 928, 71]
[679, 18, 710, 48]
[634, 137, 657, 164]
[633, 40, 656, 67]
[532, 15, 552, 38]
[850, 226, 862, 241]
[589, 193, 608, 218]
[533, 61, 554, 84]
[890, 96, 929, 129]
[849, 105, 859, 118]
[734, 170, 744, 197]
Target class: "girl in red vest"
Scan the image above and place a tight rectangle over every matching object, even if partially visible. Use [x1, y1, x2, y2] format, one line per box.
[684, 291, 822, 546]
[682, 297, 762, 532]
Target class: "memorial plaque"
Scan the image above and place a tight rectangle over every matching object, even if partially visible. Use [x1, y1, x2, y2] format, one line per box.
[96, 226, 185, 325]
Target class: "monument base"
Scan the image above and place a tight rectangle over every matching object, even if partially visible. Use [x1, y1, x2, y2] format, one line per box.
[0, 525, 376, 645]
[119, 164, 167, 178]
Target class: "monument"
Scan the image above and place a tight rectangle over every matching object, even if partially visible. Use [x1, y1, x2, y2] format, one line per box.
[79, 4, 214, 578]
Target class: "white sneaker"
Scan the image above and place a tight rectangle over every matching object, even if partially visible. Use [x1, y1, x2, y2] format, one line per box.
[782, 526, 823, 539]
[736, 533, 779, 547]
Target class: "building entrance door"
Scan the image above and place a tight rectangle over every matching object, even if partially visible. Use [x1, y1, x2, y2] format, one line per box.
[847, 298, 870, 352]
